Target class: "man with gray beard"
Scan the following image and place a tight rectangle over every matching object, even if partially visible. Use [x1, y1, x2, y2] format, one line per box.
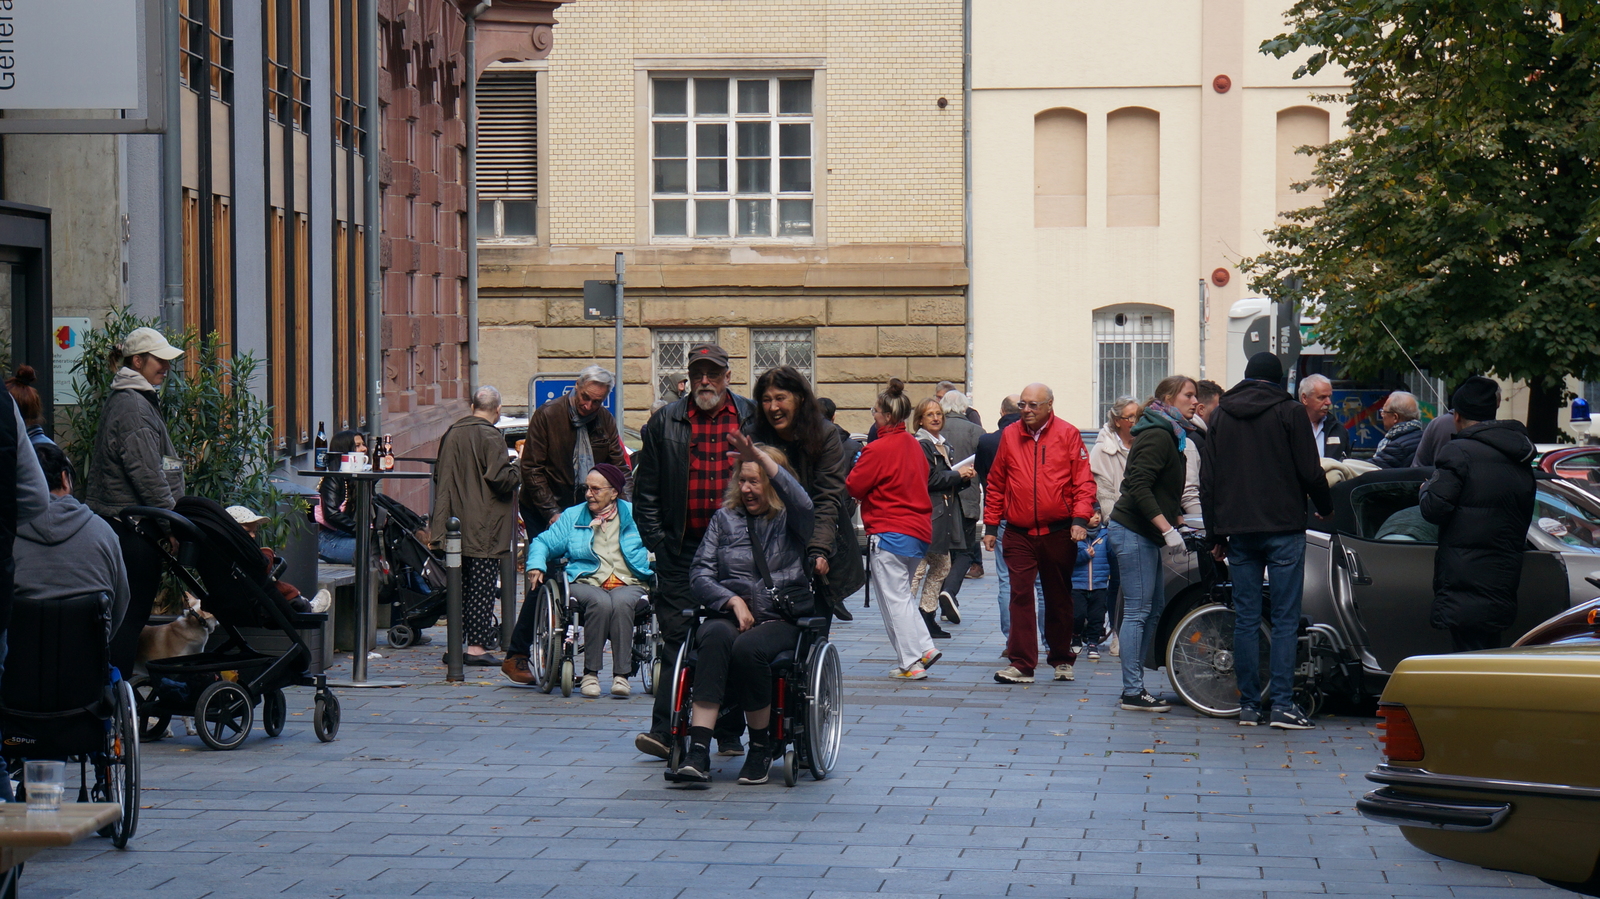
[632, 344, 758, 759]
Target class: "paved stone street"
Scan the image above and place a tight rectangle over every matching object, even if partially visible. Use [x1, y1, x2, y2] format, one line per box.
[25, 573, 1565, 898]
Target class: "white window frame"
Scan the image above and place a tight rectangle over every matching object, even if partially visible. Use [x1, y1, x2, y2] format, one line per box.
[647, 71, 817, 243]
[653, 329, 719, 400]
[751, 329, 815, 383]
[1093, 306, 1174, 424]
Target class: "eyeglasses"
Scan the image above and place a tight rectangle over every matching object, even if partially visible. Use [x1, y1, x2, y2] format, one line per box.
[1380, 408, 1397, 416]
[1018, 401, 1048, 410]
[1113, 414, 1135, 422]
[584, 484, 612, 493]
[687, 369, 725, 383]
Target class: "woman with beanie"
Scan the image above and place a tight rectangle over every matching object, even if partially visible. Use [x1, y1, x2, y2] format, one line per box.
[1109, 375, 1198, 712]
[846, 379, 941, 680]
[526, 462, 652, 698]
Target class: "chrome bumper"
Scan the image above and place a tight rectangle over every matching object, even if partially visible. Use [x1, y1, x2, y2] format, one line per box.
[1357, 786, 1510, 832]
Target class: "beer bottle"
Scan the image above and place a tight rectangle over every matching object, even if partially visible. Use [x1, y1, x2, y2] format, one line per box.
[314, 422, 329, 470]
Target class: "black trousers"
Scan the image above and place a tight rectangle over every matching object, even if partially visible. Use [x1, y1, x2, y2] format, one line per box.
[107, 516, 165, 681]
[1450, 625, 1502, 653]
[940, 516, 980, 598]
[646, 540, 744, 742]
[691, 617, 801, 713]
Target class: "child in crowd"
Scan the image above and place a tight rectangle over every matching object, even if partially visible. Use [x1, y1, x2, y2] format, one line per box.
[1073, 512, 1110, 661]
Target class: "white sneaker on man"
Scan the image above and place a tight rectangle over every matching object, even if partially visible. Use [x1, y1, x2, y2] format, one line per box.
[994, 666, 1034, 684]
[1053, 664, 1075, 681]
[580, 674, 601, 698]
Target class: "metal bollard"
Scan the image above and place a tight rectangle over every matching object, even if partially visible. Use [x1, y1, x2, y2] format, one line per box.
[445, 517, 463, 682]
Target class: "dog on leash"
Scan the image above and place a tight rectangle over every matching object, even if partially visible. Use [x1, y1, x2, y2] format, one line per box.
[136, 597, 217, 737]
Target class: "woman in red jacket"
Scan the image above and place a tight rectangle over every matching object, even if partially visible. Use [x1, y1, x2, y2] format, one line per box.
[846, 379, 942, 679]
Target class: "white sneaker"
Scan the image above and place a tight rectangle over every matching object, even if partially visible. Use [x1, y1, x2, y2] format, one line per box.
[993, 666, 1034, 684]
[1053, 664, 1075, 681]
[580, 674, 601, 698]
[612, 675, 631, 697]
[309, 588, 333, 614]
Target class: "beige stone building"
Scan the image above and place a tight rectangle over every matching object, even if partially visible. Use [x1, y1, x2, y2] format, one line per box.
[477, 0, 968, 433]
[969, 0, 1349, 429]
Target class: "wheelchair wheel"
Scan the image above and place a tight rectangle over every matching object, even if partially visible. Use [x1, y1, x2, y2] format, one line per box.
[1166, 603, 1270, 718]
[129, 676, 171, 744]
[665, 640, 692, 781]
[532, 584, 563, 694]
[195, 681, 253, 751]
[560, 660, 574, 698]
[636, 633, 656, 696]
[783, 750, 798, 788]
[313, 691, 341, 742]
[388, 624, 415, 648]
[262, 689, 287, 738]
[805, 641, 843, 780]
[97, 679, 140, 847]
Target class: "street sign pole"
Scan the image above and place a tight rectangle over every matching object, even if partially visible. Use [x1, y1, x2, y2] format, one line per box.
[614, 253, 625, 427]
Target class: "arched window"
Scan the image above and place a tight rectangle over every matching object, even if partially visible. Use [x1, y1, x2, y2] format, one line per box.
[1034, 108, 1087, 228]
[1093, 305, 1173, 423]
[1106, 107, 1159, 227]
[1276, 106, 1330, 218]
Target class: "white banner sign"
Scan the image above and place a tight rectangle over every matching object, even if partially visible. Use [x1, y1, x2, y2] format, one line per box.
[53, 317, 89, 405]
[0, 1, 140, 110]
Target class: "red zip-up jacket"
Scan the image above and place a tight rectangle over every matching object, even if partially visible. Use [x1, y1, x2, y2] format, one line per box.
[845, 421, 932, 543]
[983, 415, 1096, 536]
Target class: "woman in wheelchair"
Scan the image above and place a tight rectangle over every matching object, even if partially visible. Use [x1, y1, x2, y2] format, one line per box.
[676, 432, 814, 785]
[525, 463, 652, 698]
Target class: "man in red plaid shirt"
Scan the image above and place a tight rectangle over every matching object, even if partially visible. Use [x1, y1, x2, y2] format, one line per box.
[632, 344, 757, 760]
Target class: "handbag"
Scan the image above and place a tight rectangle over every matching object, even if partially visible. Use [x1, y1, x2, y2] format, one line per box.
[746, 515, 818, 621]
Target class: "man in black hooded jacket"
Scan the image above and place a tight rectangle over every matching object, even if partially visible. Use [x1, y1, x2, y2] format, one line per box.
[1419, 377, 1534, 652]
[1200, 353, 1332, 730]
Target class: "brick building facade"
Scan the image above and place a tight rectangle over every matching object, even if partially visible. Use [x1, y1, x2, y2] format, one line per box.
[476, 0, 969, 434]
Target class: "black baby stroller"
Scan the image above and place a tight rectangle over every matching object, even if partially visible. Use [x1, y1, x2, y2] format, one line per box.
[122, 496, 340, 750]
[373, 493, 447, 648]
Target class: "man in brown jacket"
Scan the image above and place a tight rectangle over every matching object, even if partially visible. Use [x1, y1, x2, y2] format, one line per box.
[518, 365, 627, 538]
[503, 365, 629, 684]
[431, 385, 519, 665]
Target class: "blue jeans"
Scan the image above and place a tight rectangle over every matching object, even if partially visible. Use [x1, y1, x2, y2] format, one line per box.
[1109, 522, 1166, 695]
[1228, 532, 1307, 711]
[993, 523, 1046, 638]
[318, 529, 358, 564]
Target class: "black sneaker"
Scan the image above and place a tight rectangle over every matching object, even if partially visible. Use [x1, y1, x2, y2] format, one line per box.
[1270, 706, 1314, 730]
[716, 737, 745, 757]
[634, 732, 671, 760]
[677, 743, 712, 783]
[737, 742, 774, 785]
[1238, 706, 1262, 726]
[938, 591, 961, 624]
[1119, 691, 1171, 712]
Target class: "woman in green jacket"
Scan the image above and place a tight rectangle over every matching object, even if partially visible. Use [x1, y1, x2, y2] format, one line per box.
[1108, 375, 1198, 711]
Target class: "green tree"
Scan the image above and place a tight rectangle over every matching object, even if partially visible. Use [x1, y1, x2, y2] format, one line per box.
[1242, 1, 1600, 440]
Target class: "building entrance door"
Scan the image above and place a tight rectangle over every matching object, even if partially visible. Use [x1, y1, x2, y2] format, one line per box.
[0, 202, 54, 433]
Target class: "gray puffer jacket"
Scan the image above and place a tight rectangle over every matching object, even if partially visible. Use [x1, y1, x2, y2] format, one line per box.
[689, 465, 814, 624]
[86, 368, 184, 518]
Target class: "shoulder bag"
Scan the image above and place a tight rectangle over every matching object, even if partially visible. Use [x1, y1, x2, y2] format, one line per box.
[746, 514, 818, 622]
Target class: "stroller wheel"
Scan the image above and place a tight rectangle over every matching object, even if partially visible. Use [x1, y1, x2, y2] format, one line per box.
[130, 677, 171, 743]
[314, 692, 341, 742]
[388, 624, 415, 649]
[262, 689, 287, 738]
[195, 681, 254, 751]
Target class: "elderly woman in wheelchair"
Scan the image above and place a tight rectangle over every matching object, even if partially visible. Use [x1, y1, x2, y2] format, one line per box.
[526, 462, 652, 698]
[666, 432, 826, 786]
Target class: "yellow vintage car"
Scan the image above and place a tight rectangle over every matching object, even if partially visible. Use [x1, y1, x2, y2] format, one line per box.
[1358, 597, 1600, 894]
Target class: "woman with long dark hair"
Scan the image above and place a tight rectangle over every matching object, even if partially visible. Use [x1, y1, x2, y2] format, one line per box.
[846, 379, 940, 680]
[747, 365, 861, 618]
[1109, 374, 1198, 712]
[316, 430, 367, 563]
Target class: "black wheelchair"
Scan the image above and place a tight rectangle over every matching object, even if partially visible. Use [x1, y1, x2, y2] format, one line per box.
[527, 562, 658, 697]
[0, 593, 139, 848]
[663, 609, 842, 787]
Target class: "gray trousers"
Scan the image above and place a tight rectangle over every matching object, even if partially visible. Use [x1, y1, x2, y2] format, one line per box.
[569, 582, 647, 676]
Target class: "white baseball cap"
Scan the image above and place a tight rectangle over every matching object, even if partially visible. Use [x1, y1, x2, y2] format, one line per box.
[122, 327, 184, 361]
[225, 506, 269, 527]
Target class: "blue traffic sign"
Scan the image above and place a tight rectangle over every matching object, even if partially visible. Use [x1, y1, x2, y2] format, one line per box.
[532, 378, 617, 416]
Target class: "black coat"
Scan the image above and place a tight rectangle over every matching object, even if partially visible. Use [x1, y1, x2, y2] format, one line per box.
[1419, 420, 1536, 632]
[976, 412, 1020, 486]
[920, 438, 967, 554]
[1316, 414, 1350, 461]
[1200, 380, 1332, 539]
[633, 393, 759, 557]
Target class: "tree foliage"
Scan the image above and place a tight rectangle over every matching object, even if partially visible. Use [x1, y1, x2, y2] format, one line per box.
[1242, 1, 1600, 438]
[65, 309, 304, 547]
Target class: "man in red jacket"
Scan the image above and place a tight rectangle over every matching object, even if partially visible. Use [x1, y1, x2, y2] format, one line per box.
[981, 383, 1096, 684]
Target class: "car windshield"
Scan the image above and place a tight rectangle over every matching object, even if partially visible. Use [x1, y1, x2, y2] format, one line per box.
[1532, 480, 1600, 553]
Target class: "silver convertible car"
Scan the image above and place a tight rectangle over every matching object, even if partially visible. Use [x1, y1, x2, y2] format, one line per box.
[1141, 468, 1600, 717]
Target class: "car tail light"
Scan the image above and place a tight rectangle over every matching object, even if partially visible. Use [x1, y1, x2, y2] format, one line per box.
[1377, 703, 1425, 763]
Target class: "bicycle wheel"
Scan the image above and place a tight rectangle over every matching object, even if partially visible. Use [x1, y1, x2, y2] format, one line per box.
[1165, 603, 1268, 717]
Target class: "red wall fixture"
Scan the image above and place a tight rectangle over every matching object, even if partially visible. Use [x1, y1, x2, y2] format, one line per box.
[1213, 74, 1232, 93]
[1211, 268, 1231, 287]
